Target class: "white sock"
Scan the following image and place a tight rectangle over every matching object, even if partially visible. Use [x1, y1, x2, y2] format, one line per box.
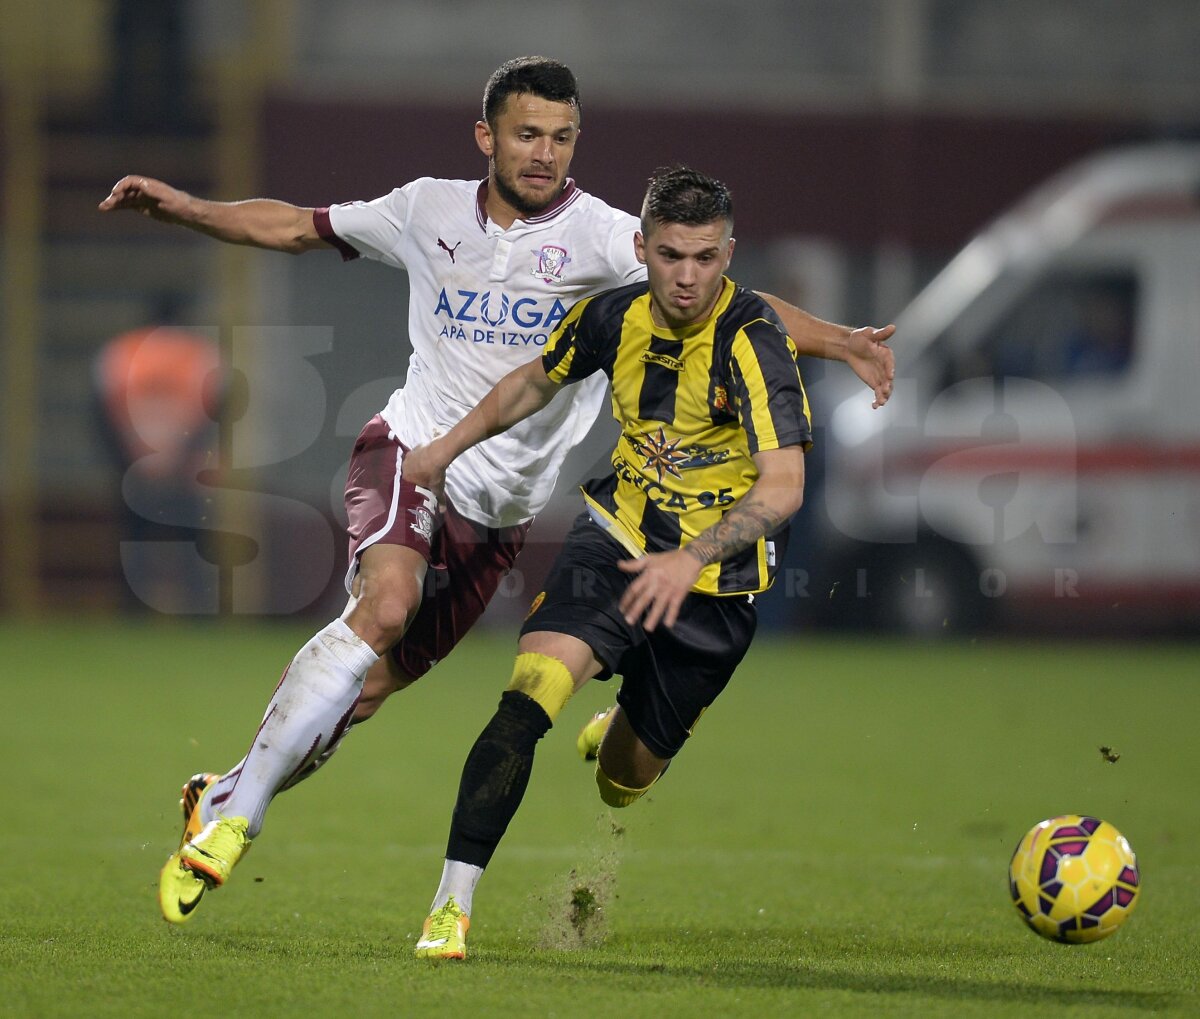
[203, 618, 379, 837]
[431, 859, 484, 916]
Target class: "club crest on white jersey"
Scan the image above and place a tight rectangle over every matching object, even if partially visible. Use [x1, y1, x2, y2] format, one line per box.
[531, 244, 571, 283]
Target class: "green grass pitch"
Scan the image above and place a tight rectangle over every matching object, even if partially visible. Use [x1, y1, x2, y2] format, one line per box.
[1, 620, 1197, 1016]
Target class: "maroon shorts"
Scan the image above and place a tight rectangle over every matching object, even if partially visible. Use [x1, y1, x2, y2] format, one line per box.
[344, 415, 529, 679]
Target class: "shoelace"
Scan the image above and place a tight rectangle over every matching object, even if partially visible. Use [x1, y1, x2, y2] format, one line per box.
[191, 818, 248, 863]
[426, 900, 464, 940]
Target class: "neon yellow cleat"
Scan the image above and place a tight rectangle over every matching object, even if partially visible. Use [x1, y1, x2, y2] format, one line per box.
[414, 897, 470, 960]
[158, 773, 251, 924]
[576, 707, 615, 762]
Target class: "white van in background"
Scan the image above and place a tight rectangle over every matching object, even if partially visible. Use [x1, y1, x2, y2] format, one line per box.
[812, 143, 1200, 635]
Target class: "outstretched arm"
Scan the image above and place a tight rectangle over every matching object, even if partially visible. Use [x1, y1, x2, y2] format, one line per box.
[617, 445, 806, 631]
[755, 292, 896, 409]
[401, 358, 561, 494]
[99, 175, 326, 254]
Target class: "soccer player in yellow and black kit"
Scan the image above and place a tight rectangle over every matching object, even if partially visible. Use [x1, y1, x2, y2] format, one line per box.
[403, 166, 812, 959]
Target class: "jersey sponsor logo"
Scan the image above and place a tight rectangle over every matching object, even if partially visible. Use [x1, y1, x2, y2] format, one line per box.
[634, 427, 687, 481]
[478, 292, 510, 326]
[640, 350, 684, 372]
[437, 238, 462, 263]
[613, 452, 735, 512]
[530, 244, 571, 283]
[631, 427, 731, 481]
[434, 287, 569, 348]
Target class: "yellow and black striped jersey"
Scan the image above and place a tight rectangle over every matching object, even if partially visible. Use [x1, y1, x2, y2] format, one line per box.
[542, 276, 812, 595]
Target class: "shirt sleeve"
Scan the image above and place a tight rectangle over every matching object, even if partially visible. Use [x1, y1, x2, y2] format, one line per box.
[321, 182, 417, 269]
[542, 296, 603, 384]
[728, 320, 813, 453]
[606, 211, 646, 284]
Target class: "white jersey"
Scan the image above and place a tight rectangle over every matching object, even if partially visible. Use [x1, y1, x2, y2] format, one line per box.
[320, 177, 644, 528]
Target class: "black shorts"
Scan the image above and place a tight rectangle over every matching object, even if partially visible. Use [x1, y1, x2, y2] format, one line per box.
[520, 512, 757, 759]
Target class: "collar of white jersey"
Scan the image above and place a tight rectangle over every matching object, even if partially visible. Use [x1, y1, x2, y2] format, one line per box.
[474, 178, 582, 231]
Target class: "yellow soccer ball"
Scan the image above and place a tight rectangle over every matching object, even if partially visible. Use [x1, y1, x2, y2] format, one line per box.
[1008, 815, 1140, 944]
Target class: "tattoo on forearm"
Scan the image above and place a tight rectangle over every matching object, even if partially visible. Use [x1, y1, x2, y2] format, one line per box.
[684, 497, 786, 567]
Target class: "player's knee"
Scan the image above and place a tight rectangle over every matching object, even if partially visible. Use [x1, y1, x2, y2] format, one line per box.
[370, 594, 418, 642]
[505, 652, 574, 723]
[356, 574, 421, 645]
[595, 763, 657, 808]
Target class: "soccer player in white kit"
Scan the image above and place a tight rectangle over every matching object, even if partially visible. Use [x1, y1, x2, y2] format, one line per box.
[99, 57, 895, 925]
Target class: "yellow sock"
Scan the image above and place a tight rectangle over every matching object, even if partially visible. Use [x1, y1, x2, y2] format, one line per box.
[505, 652, 573, 722]
[595, 764, 657, 807]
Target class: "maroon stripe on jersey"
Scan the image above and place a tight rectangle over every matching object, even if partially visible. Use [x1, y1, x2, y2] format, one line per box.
[475, 181, 488, 230]
[313, 208, 360, 261]
[527, 178, 579, 222]
[474, 177, 580, 228]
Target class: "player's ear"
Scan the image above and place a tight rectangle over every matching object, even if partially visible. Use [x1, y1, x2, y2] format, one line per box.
[725, 236, 736, 267]
[475, 120, 494, 157]
[634, 231, 646, 265]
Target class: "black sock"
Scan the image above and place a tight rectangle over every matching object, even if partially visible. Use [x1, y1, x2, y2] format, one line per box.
[445, 690, 553, 868]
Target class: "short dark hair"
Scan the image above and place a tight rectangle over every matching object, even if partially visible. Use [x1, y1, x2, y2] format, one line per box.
[482, 57, 581, 126]
[640, 166, 734, 234]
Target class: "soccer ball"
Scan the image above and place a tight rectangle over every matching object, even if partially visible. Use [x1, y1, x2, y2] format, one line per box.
[1008, 814, 1140, 944]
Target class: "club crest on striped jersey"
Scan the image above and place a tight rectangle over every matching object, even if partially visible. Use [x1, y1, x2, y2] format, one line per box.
[531, 244, 571, 283]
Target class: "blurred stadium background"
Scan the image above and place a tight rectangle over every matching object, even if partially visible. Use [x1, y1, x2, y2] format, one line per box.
[2, 0, 1199, 632]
